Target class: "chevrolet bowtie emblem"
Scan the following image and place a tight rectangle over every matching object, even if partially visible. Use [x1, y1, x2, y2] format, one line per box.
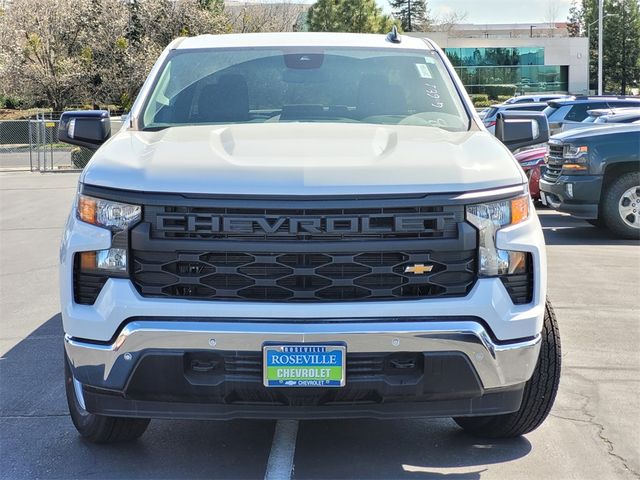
[404, 263, 434, 275]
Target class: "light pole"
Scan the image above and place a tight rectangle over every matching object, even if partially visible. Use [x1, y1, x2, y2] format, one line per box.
[598, 0, 603, 95]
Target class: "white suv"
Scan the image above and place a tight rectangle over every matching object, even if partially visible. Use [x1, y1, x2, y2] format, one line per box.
[505, 94, 573, 104]
[59, 32, 560, 443]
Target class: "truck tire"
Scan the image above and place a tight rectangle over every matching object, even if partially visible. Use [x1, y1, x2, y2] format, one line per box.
[64, 353, 150, 443]
[453, 299, 561, 438]
[601, 172, 640, 239]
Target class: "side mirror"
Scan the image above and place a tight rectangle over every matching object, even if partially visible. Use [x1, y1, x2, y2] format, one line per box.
[495, 111, 549, 152]
[58, 110, 111, 150]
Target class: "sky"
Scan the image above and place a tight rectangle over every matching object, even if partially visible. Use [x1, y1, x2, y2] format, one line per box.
[376, 0, 573, 24]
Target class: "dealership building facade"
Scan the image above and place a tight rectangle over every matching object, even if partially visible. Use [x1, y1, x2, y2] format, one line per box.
[410, 24, 590, 96]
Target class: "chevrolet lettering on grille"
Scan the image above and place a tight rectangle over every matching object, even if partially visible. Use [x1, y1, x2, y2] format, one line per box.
[156, 214, 447, 235]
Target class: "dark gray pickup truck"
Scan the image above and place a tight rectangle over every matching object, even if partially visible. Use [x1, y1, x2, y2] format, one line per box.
[539, 124, 640, 238]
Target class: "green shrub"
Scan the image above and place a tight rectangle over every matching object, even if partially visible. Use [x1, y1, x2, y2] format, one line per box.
[497, 95, 512, 103]
[469, 94, 489, 103]
[484, 85, 517, 99]
[473, 100, 493, 108]
[0, 95, 28, 109]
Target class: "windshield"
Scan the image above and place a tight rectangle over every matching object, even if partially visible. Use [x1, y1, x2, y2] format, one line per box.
[141, 47, 470, 132]
[483, 107, 499, 121]
[543, 104, 571, 121]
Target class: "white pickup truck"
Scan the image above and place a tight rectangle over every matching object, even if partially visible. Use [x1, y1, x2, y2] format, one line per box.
[59, 31, 560, 443]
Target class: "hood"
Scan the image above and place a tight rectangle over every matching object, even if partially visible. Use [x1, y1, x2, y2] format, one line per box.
[514, 147, 547, 163]
[551, 124, 640, 143]
[81, 123, 525, 196]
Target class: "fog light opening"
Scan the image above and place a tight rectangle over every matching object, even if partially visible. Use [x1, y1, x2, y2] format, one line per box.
[78, 248, 128, 273]
[566, 183, 574, 198]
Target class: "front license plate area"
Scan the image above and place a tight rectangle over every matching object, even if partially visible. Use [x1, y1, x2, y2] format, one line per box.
[263, 345, 346, 388]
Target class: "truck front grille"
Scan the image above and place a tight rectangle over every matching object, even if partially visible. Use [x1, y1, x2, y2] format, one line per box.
[132, 250, 476, 302]
[219, 352, 424, 378]
[543, 144, 563, 183]
[145, 204, 462, 241]
[542, 164, 562, 183]
[126, 195, 477, 302]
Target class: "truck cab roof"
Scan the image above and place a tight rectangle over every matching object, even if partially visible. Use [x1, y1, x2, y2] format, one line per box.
[175, 32, 435, 51]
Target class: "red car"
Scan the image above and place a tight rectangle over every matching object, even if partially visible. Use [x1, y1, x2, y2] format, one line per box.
[514, 146, 547, 200]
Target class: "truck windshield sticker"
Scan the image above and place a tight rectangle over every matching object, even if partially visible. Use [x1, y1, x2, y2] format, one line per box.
[415, 63, 432, 79]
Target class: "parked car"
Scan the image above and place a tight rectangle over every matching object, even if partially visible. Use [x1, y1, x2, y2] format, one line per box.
[514, 147, 547, 201]
[505, 94, 573, 105]
[558, 107, 640, 133]
[483, 102, 548, 134]
[593, 110, 640, 125]
[477, 107, 491, 120]
[57, 31, 559, 443]
[561, 107, 640, 132]
[580, 108, 619, 124]
[539, 124, 640, 238]
[543, 96, 640, 134]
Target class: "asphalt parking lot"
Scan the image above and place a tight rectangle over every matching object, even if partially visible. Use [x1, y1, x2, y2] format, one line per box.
[1, 171, 638, 480]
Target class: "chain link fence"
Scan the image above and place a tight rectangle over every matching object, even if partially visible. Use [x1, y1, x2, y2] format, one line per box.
[0, 113, 122, 172]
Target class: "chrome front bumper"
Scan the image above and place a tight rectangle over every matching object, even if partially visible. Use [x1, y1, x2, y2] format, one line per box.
[65, 319, 541, 391]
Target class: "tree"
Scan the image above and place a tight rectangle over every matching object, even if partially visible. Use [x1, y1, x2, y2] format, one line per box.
[227, 2, 307, 33]
[604, 0, 640, 94]
[429, 9, 468, 36]
[136, 0, 228, 47]
[307, 0, 398, 34]
[389, 0, 429, 32]
[567, 0, 582, 36]
[0, 0, 92, 110]
[0, 0, 228, 111]
[572, 0, 640, 94]
[543, 0, 561, 37]
[80, 0, 160, 110]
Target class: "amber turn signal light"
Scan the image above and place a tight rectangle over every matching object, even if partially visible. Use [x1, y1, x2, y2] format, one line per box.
[562, 164, 588, 171]
[510, 196, 529, 225]
[79, 251, 97, 271]
[78, 196, 97, 225]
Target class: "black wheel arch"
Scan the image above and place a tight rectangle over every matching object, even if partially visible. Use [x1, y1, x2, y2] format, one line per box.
[603, 161, 640, 191]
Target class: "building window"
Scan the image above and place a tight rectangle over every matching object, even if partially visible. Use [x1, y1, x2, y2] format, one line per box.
[445, 47, 545, 67]
[444, 47, 568, 94]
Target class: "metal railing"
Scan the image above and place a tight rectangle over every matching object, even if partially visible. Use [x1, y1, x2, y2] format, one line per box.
[0, 119, 33, 171]
[0, 114, 122, 172]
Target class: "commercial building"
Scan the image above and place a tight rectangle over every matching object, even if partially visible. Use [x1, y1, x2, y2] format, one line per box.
[410, 24, 589, 96]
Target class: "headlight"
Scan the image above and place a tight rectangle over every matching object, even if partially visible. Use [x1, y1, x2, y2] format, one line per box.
[560, 144, 589, 173]
[75, 194, 140, 279]
[77, 194, 141, 231]
[563, 144, 588, 159]
[466, 195, 529, 276]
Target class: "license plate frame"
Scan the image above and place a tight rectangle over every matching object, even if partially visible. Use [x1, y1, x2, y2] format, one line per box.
[263, 345, 346, 388]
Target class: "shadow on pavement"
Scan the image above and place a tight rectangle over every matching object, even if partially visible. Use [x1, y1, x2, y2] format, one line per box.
[0, 314, 274, 480]
[294, 418, 530, 479]
[538, 210, 639, 246]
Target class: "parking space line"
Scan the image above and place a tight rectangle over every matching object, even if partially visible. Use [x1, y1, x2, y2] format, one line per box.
[264, 420, 299, 480]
